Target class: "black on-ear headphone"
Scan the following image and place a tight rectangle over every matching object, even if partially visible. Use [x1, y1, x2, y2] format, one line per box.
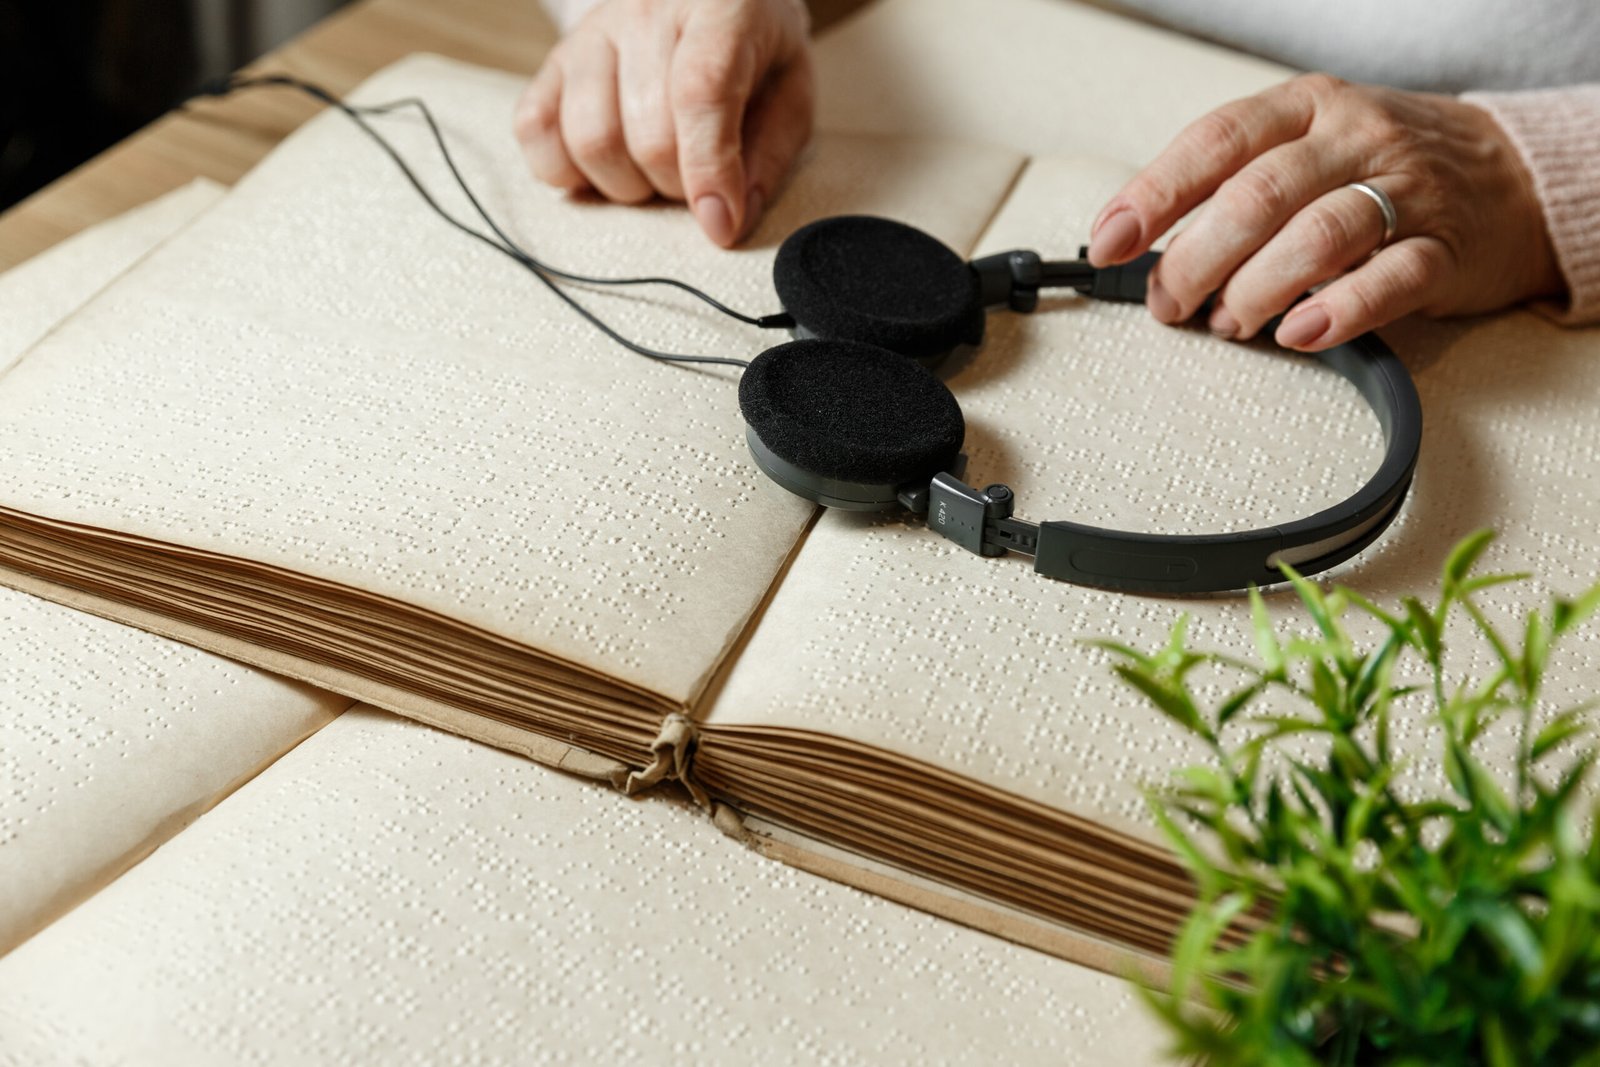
[200, 77, 1420, 595]
[738, 215, 1421, 594]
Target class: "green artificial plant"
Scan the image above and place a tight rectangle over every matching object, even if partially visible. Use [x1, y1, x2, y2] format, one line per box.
[1100, 531, 1600, 1066]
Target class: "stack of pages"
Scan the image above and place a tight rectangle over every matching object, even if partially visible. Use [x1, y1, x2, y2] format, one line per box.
[4, 4, 1600, 1043]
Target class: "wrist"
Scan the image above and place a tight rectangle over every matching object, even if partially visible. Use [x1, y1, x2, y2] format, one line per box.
[1462, 85, 1600, 324]
[1480, 103, 1566, 304]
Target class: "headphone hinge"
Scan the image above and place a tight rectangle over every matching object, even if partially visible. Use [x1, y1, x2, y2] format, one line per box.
[926, 473, 1036, 560]
[970, 250, 1044, 313]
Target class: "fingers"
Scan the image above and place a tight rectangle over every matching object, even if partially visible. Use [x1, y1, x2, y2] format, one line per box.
[1274, 236, 1453, 350]
[739, 52, 815, 233]
[1145, 138, 1357, 324]
[1088, 76, 1330, 268]
[559, 33, 654, 203]
[1084, 75, 1544, 344]
[514, 39, 661, 201]
[671, 24, 760, 246]
[515, 0, 814, 246]
[617, 20, 683, 200]
[1208, 181, 1395, 339]
[512, 62, 586, 192]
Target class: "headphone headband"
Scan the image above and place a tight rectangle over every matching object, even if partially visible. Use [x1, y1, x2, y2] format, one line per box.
[920, 251, 1421, 593]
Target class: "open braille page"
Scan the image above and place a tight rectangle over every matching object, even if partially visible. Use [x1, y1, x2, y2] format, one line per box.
[0, 180, 350, 955]
[0, 708, 1173, 1067]
[698, 155, 1600, 956]
[814, 0, 1289, 164]
[0, 179, 228, 376]
[0, 56, 1024, 766]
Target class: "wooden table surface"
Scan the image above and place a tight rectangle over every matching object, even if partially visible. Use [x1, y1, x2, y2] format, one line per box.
[0, 0, 871, 274]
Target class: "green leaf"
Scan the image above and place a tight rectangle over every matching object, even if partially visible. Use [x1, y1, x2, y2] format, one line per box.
[1249, 584, 1284, 678]
[1523, 609, 1551, 697]
[1288, 765, 1323, 818]
[1458, 571, 1531, 597]
[1468, 899, 1544, 977]
[1264, 778, 1287, 827]
[1404, 596, 1442, 664]
[1462, 599, 1520, 690]
[1216, 680, 1266, 729]
[1146, 797, 1217, 891]
[1280, 562, 1337, 642]
[1082, 638, 1154, 668]
[1442, 528, 1497, 590]
[1532, 706, 1593, 762]
[1459, 572, 1529, 604]
[1483, 1013, 1517, 1067]
[1309, 658, 1342, 718]
[1343, 770, 1391, 850]
[1169, 891, 1252, 1004]
[1160, 614, 1191, 664]
[1339, 586, 1406, 632]
[1175, 766, 1232, 804]
[1552, 581, 1600, 637]
[1352, 628, 1403, 711]
[1469, 760, 1516, 836]
[1112, 665, 1207, 738]
[1548, 752, 1597, 810]
[1444, 740, 1474, 806]
[1286, 856, 1347, 915]
[1445, 739, 1514, 834]
[1244, 715, 1330, 743]
[1387, 862, 1437, 919]
[1375, 693, 1392, 765]
[1447, 666, 1512, 747]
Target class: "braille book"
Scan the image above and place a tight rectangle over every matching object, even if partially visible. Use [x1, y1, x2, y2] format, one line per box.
[3, 48, 1598, 977]
[0, 177, 1167, 1064]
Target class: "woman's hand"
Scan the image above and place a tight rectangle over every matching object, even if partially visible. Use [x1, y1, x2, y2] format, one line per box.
[514, 0, 813, 247]
[1087, 74, 1564, 350]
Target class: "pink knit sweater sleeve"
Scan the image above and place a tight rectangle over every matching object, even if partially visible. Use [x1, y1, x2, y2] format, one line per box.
[1462, 85, 1600, 326]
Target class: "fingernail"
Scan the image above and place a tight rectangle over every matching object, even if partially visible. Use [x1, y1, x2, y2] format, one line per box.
[1087, 206, 1141, 266]
[1147, 274, 1179, 323]
[740, 188, 765, 242]
[1276, 304, 1331, 348]
[693, 193, 735, 246]
[1208, 305, 1239, 340]
[1089, 198, 1124, 236]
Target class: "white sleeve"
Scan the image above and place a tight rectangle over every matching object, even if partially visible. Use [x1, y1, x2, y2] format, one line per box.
[540, 0, 605, 33]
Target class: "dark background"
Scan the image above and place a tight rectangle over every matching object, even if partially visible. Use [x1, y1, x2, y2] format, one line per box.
[0, 0, 345, 212]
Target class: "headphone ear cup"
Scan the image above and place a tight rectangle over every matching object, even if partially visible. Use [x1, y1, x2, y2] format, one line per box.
[739, 339, 965, 510]
[773, 216, 986, 364]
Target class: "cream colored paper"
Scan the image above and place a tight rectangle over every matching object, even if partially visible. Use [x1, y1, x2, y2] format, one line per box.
[0, 708, 1173, 1067]
[0, 181, 351, 955]
[814, 0, 1292, 163]
[705, 155, 1600, 842]
[0, 179, 224, 376]
[0, 55, 1024, 709]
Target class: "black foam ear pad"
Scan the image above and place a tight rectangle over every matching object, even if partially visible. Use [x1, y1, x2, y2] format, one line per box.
[739, 339, 965, 491]
[773, 216, 986, 362]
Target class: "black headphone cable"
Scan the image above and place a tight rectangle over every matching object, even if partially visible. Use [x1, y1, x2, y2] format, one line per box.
[192, 73, 792, 370]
